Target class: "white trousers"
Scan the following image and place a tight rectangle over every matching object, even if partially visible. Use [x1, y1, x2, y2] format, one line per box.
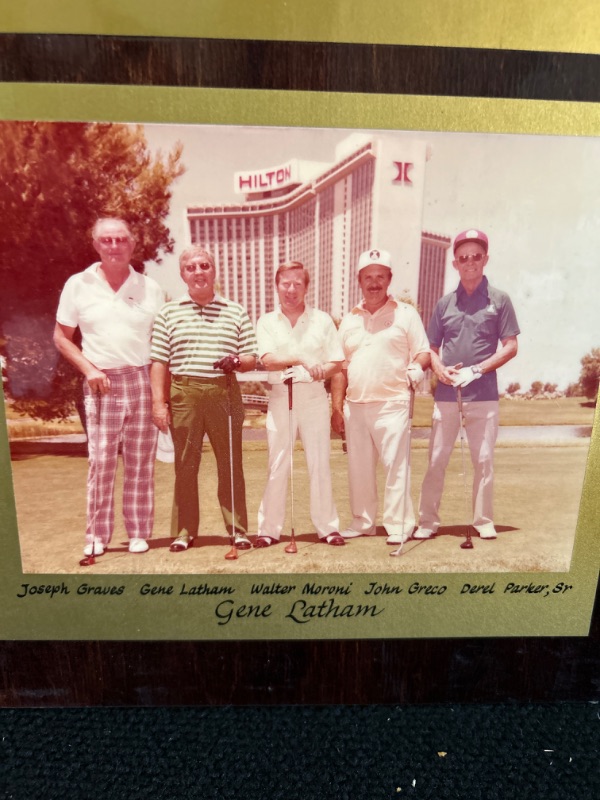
[418, 400, 499, 535]
[258, 382, 339, 539]
[344, 398, 414, 537]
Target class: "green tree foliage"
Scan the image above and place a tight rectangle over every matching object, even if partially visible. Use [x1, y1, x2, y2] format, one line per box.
[578, 347, 600, 400]
[0, 121, 184, 420]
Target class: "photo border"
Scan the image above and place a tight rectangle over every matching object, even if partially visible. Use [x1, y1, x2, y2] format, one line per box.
[0, 83, 598, 641]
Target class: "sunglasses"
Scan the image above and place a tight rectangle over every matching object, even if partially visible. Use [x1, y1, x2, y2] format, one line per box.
[456, 252, 485, 264]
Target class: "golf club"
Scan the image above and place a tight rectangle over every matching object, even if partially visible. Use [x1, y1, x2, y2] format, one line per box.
[390, 385, 415, 557]
[224, 372, 239, 561]
[284, 376, 297, 554]
[79, 392, 101, 567]
[457, 386, 474, 550]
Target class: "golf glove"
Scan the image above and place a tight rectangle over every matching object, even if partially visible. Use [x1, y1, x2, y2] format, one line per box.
[451, 366, 483, 388]
[406, 363, 424, 388]
[282, 365, 313, 384]
[213, 355, 241, 374]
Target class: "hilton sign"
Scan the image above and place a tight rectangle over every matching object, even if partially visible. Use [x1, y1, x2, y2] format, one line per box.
[234, 160, 298, 195]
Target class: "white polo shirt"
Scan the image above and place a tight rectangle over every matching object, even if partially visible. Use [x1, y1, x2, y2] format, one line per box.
[257, 305, 344, 385]
[338, 296, 430, 402]
[56, 263, 165, 369]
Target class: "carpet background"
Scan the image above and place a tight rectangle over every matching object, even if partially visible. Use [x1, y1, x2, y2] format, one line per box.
[1, 703, 598, 798]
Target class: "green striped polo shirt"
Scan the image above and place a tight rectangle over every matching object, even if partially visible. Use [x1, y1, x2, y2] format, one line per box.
[150, 293, 258, 377]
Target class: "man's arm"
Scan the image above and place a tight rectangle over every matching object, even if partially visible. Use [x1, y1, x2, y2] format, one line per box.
[260, 352, 305, 371]
[150, 361, 171, 432]
[330, 370, 347, 435]
[430, 345, 458, 386]
[53, 322, 111, 394]
[238, 354, 257, 372]
[475, 336, 518, 373]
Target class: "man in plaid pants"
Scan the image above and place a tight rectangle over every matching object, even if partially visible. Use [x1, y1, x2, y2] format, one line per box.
[54, 218, 164, 557]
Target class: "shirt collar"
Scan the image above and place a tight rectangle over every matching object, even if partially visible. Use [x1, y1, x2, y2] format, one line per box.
[352, 295, 397, 315]
[179, 291, 225, 307]
[457, 275, 489, 300]
[276, 303, 312, 320]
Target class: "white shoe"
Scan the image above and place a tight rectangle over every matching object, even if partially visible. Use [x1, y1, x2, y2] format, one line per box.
[129, 538, 150, 553]
[412, 527, 435, 540]
[340, 527, 376, 539]
[83, 540, 105, 557]
[476, 525, 497, 540]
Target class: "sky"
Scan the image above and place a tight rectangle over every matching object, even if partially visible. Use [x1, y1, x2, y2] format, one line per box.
[143, 123, 600, 391]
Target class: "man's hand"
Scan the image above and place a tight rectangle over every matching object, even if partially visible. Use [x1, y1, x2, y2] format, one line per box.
[406, 363, 424, 389]
[331, 408, 345, 436]
[213, 356, 241, 374]
[451, 366, 483, 389]
[152, 403, 171, 433]
[307, 364, 326, 381]
[85, 367, 111, 395]
[282, 365, 313, 383]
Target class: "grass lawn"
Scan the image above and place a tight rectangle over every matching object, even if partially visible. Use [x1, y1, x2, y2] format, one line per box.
[10, 439, 587, 575]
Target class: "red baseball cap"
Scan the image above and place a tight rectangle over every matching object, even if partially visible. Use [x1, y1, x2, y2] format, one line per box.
[453, 229, 489, 254]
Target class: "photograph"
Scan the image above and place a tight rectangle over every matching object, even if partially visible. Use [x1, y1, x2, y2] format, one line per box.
[2, 119, 597, 584]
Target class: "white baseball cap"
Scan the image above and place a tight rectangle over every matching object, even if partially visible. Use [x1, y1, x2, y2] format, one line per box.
[357, 248, 392, 272]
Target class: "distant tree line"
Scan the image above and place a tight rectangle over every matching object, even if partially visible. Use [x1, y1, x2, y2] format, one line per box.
[504, 347, 599, 400]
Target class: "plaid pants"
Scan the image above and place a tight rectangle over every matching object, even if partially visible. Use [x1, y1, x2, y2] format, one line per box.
[84, 366, 157, 544]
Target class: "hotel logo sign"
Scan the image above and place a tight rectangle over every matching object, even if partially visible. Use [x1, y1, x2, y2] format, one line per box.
[235, 160, 299, 195]
[393, 161, 413, 185]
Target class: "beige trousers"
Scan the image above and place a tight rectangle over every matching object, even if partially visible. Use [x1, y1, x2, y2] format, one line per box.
[419, 400, 499, 535]
[344, 398, 414, 537]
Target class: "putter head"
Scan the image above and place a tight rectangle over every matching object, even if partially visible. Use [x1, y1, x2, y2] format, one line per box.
[284, 540, 298, 554]
[389, 545, 404, 557]
[225, 545, 238, 560]
[460, 539, 474, 549]
[79, 554, 96, 567]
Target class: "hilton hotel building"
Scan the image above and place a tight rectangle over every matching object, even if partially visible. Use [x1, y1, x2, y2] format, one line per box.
[187, 132, 450, 329]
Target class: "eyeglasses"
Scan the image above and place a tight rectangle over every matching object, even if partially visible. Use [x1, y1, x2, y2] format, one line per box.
[183, 262, 213, 272]
[97, 236, 130, 246]
[456, 252, 485, 264]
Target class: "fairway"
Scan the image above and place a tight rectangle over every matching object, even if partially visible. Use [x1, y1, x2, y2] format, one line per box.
[9, 437, 588, 575]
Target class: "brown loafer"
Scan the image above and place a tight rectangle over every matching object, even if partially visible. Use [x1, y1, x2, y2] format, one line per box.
[321, 533, 345, 546]
[253, 536, 279, 548]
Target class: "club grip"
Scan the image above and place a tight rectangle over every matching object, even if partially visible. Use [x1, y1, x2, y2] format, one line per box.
[284, 377, 293, 410]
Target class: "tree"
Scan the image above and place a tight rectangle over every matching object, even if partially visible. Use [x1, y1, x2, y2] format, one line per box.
[578, 347, 600, 400]
[529, 381, 543, 396]
[565, 381, 583, 398]
[543, 382, 558, 394]
[0, 121, 184, 420]
[506, 382, 521, 395]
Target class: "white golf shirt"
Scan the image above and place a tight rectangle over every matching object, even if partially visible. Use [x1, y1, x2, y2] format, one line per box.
[257, 305, 344, 384]
[338, 296, 430, 403]
[56, 263, 164, 369]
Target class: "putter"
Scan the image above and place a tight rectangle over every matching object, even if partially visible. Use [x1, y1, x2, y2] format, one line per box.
[224, 372, 239, 560]
[390, 385, 415, 557]
[284, 377, 297, 554]
[79, 392, 101, 567]
[457, 386, 474, 550]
